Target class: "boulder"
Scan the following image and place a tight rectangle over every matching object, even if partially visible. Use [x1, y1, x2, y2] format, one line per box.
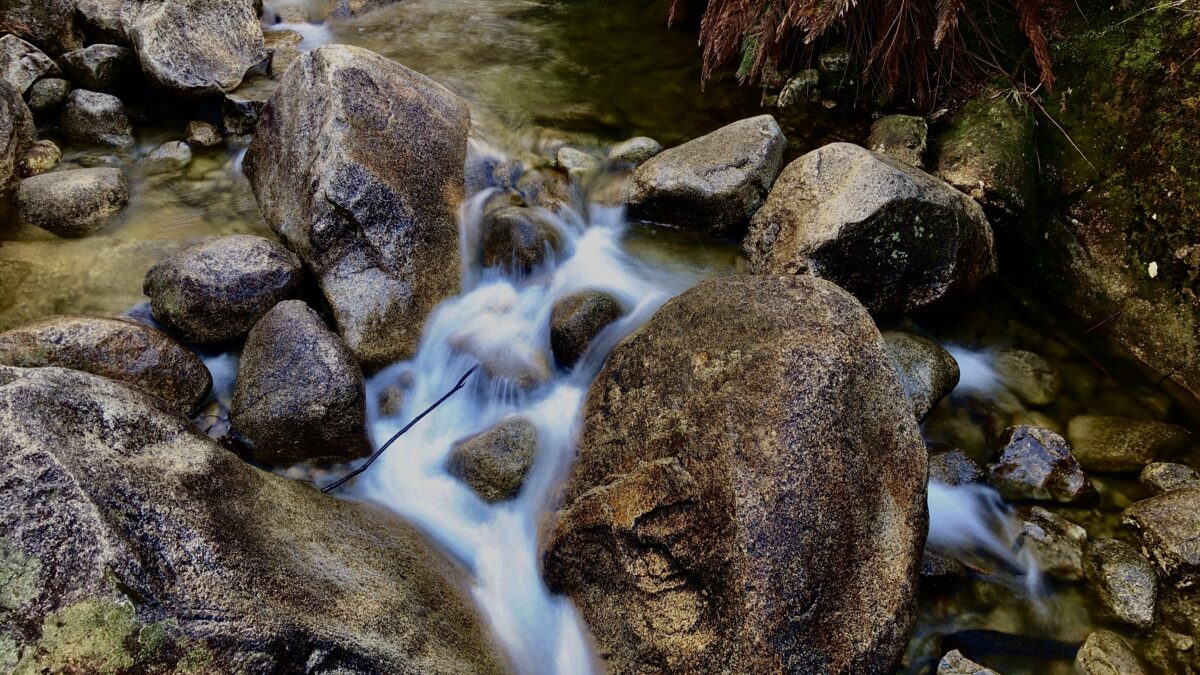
[122, 0, 266, 97]
[543, 275, 927, 674]
[743, 143, 996, 315]
[25, 77, 70, 117]
[0, 35, 59, 94]
[883, 331, 960, 420]
[928, 446, 984, 486]
[264, 29, 302, 76]
[1141, 462, 1200, 495]
[447, 417, 538, 503]
[0, 79, 33, 188]
[59, 89, 133, 148]
[231, 300, 370, 464]
[16, 139, 62, 177]
[481, 205, 563, 274]
[1075, 630, 1148, 675]
[1084, 538, 1158, 629]
[549, 291, 624, 368]
[867, 114, 928, 168]
[1016, 506, 1087, 580]
[1123, 487, 1200, 588]
[140, 140, 192, 174]
[0, 0, 83, 56]
[75, 0, 127, 45]
[627, 115, 785, 237]
[0, 365, 508, 673]
[987, 425, 1094, 503]
[244, 45, 469, 370]
[608, 136, 662, 165]
[937, 650, 998, 675]
[184, 120, 222, 147]
[993, 348, 1061, 406]
[16, 168, 129, 238]
[143, 234, 303, 343]
[0, 315, 210, 414]
[58, 44, 135, 92]
[1068, 415, 1191, 473]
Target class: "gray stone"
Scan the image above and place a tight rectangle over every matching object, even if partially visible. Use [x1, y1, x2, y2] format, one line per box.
[0, 0, 83, 56]
[627, 115, 785, 237]
[25, 77, 70, 116]
[0, 315, 210, 414]
[264, 29, 303, 76]
[549, 291, 624, 368]
[1076, 630, 1148, 675]
[15, 139, 61, 178]
[778, 69, 820, 106]
[556, 146, 597, 173]
[447, 417, 538, 503]
[244, 45, 469, 370]
[1016, 506, 1087, 580]
[143, 234, 303, 343]
[937, 649, 998, 674]
[74, 0, 127, 45]
[608, 136, 662, 165]
[544, 274, 926, 674]
[1085, 538, 1158, 629]
[59, 89, 133, 148]
[744, 143, 996, 315]
[1123, 487, 1200, 588]
[122, 0, 266, 97]
[16, 168, 128, 238]
[0, 35, 58, 94]
[0, 79, 34, 188]
[140, 140, 192, 174]
[184, 120, 221, 147]
[883, 331, 960, 420]
[987, 425, 1094, 503]
[867, 114, 928, 168]
[481, 205, 563, 274]
[1141, 462, 1200, 495]
[928, 446, 984, 486]
[58, 44, 134, 92]
[1069, 415, 1192, 473]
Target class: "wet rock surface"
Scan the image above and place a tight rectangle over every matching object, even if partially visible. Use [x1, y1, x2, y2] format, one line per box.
[0, 365, 509, 673]
[480, 205, 562, 274]
[549, 291, 624, 368]
[1140, 462, 1200, 495]
[1085, 538, 1158, 629]
[447, 416, 538, 503]
[1017, 506, 1087, 580]
[544, 275, 927, 674]
[0, 315, 210, 414]
[16, 140, 61, 178]
[608, 136, 662, 165]
[143, 234, 303, 343]
[59, 89, 133, 148]
[627, 114, 785, 236]
[987, 425, 1094, 503]
[1123, 487, 1200, 588]
[993, 347, 1061, 406]
[16, 167, 128, 238]
[232, 300, 370, 465]
[883, 331, 960, 421]
[1068, 415, 1191, 473]
[25, 77, 70, 117]
[928, 446, 985, 486]
[743, 142, 996, 315]
[244, 44, 469, 370]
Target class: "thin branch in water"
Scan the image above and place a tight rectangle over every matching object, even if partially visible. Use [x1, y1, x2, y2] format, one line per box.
[322, 365, 478, 494]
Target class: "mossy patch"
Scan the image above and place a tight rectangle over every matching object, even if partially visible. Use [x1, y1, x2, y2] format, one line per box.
[0, 539, 41, 613]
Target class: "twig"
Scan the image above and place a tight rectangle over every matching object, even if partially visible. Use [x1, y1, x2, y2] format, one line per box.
[322, 366, 478, 494]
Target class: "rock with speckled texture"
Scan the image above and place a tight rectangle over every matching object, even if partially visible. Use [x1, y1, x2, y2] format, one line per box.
[1076, 630, 1148, 675]
[0, 35, 59, 94]
[1085, 538, 1158, 629]
[447, 417, 538, 503]
[883, 331, 959, 420]
[16, 168, 128, 238]
[0, 79, 33, 189]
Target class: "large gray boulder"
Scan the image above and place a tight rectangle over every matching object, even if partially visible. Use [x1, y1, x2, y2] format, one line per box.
[59, 89, 133, 148]
[0, 35, 59, 94]
[231, 301, 370, 465]
[743, 143, 996, 315]
[544, 275, 927, 674]
[627, 115, 785, 237]
[143, 234, 304, 344]
[122, 0, 265, 97]
[16, 168, 128, 238]
[0, 315, 210, 414]
[0, 365, 508, 673]
[0, 0, 84, 56]
[0, 79, 33, 189]
[244, 45, 469, 370]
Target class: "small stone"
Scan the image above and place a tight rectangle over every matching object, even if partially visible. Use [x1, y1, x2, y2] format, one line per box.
[481, 206, 563, 274]
[867, 114, 928, 168]
[928, 446, 985, 485]
[58, 44, 134, 92]
[1140, 462, 1200, 495]
[1068, 415, 1192, 473]
[1076, 630, 1148, 675]
[184, 120, 222, 147]
[883, 331, 960, 421]
[549, 291, 624, 369]
[556, 146, 597, 173]
[0, 34, 59, 94]
[447, 417, 538, 503]
[817, 46, 851, 87]
[140, 140, 192, 174]
[222, 77, 276, 134]
[1084, 538, 1158, 629]
[15, 139, 61, 177]
[921, 550, 968, 581]
[16, 167, 128, 238]
[264, 29, 303, 76]
[937, 649, 998, 674]
[1016, 506, 1087, 580]
[778, 69, 820, 107]
[1123, 487, 1200, 587]
[993, 348, 1061, 406]
[59, 89, 133, 148]
[608, 137, 662, 165]
[25, 77, 70, 116]
[987, 425, 1095, 503]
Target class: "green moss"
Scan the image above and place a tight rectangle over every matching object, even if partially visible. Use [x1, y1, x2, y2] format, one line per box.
[14, 599, 140, 674]
[0, 539, 41, 613]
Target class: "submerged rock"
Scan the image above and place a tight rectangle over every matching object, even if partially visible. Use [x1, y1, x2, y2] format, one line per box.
[1141, 462, 1200, 495]
[143, 234, 303, 343]
[59, 89, 133, 148]
[867, 114, 928, 168]
[59, 44, 134, 92]
[0, 35, 59, 94]
[549, 291, 624, 369]
[937, 650, 998, 675]
[231, 300, 370, 465]
[1068, 415, 1191, 473]
[184, 120, 221, 147]
[0, 365, 508, 673]
[16, 167, 129, 238]
[1085, 538, 1158, 629]
[140, 140, 192, 174]
[987, 425, 1094, 503]
[0, 0, 83, 56]
[627, 114, 785, 237]
[0, 315, 210, 414]
[608, 136, 662, 165]
[544, 275, 927, 674]
[122, 0, 266, 97]
[447, 416, 538, 503]
[481, 205, 563, 274]
[743, 143, 996, 315]
[993, 348, 1061, 406]
[1123, 487, 1200, 588]
[0, 80, 33, 188]
[1076, 630, 1148, 675]
[16, 139, 62, 177]
[244, 44, 468, 370]
[883, 331, 960, 421]
[25, 77, 70, 117]
[1016, 506, 1087, 580]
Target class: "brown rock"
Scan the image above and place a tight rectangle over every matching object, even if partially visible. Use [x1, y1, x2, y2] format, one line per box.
[549, 291, 624, 368]
[988, 425, 1095, 503]
[447, 417, 538, 502]
[1084, 538, 1159, 629]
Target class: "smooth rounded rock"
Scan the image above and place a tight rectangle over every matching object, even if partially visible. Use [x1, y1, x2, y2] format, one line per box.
[16, 167, 128, 238]
[1141, 462, 1200, 495]
[549, 291, 624, 369]
[608, 136, 662, 165]
[1068, 415, 1191, 473]
[16, 139, 61, 177]
[59, 89, 133, 148]
[1085, 538, 1159, 629]
[143, 234, 303, 344]
[184, 120, 222, 147]
[140, 140, 192, 174]
[481, 205, 563, 274]
[447, 416, 538, 503]
[867, 114, 928, 168]
[25, 77, 70, 116]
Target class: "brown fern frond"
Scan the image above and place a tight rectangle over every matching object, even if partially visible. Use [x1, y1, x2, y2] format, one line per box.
[934, 0, 966, 48]
[1013, 0, 1056, 91]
